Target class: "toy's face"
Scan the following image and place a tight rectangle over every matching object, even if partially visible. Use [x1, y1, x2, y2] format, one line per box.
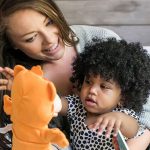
[53, 94, 62, 117]
[11, 65, 57, 128]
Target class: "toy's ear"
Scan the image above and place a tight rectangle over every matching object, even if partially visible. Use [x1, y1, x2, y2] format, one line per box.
[31, 65, 43, 76]
[14, 65, 26, 77]
[3, 95, 12, 115]
[48, 82, 56, 101]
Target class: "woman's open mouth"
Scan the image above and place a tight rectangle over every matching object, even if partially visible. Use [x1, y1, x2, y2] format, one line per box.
[43, 43, 59, 55]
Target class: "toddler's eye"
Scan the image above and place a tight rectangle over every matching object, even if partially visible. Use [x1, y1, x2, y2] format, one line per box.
[101, 84, 109, 89]
[85, 79, 91, 85]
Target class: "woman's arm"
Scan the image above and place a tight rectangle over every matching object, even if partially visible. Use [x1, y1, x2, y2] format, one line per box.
[127, 129, 150, 150]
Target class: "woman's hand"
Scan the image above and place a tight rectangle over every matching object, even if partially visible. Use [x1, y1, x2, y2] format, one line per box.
[87, 112, 123, 138]
[0, 67, 14, 90]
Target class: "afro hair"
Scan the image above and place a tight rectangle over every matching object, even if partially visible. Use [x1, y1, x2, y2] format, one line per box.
[71, 38, 150, 113]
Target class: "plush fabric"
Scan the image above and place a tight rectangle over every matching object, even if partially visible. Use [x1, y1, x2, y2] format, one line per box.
[3, 65, 69, 150]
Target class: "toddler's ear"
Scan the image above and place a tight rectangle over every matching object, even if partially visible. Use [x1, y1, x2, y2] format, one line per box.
[3, 95, 12, 115]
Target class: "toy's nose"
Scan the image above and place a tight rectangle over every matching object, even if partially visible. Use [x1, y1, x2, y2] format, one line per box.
[53, 94, 62, 116]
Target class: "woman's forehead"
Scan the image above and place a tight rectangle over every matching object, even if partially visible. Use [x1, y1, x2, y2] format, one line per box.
[6, 9, 46, 36]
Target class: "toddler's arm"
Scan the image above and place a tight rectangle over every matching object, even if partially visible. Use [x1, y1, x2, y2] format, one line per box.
[88, 111, 150, 149]
[87, 112, 139, 138]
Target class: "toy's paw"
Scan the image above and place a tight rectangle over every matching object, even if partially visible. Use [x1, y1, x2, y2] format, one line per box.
[57, 134, 69, 148]
[44, 128, 69, 148]
[51, 128, 69, 148]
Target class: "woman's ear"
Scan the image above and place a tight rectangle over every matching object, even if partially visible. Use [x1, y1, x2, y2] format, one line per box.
[14, 48, 18, 50]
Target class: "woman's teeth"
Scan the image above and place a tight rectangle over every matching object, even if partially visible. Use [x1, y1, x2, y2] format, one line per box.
[45, 44, 58, 51]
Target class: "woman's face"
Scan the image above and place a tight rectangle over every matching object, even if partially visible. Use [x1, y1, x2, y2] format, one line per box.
[6, 9, 65, 61]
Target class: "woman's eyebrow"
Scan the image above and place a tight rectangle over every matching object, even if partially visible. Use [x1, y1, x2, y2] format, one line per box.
[21, 16, 47, 37]
[43, 16, 48, 24]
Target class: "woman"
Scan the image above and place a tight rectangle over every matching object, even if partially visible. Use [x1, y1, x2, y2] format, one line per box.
[0, 0, 149, 149]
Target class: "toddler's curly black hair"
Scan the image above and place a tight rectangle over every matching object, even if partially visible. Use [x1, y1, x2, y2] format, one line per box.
[71, 38, 150, 113]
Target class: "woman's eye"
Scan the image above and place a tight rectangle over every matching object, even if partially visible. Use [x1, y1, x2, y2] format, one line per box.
[25, 35, 37, 43]
[46, 19, 53, 26]
[25, 37, 34, 42]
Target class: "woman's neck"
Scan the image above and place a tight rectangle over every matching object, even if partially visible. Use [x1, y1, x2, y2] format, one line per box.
[42, 46, 77, 96]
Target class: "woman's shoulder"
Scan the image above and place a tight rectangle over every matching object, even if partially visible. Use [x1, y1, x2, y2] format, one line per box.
[70, 25, 121, 53]
[70, 25, 120, 40]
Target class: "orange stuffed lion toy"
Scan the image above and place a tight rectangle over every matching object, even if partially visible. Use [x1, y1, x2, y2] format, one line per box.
[3, 65, 69, 150]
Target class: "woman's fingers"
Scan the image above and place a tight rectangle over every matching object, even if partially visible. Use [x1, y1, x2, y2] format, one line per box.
[3, 67, 14, 79]
[0, 79, 9, 90]
[0, 79, 8, 85]
[0, 85, 7, 90]
[0, 67, 14, 90]
[0, 67, 14, 79]
[4, 67, 14, 76]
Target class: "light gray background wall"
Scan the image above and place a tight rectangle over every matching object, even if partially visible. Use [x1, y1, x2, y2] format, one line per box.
[55, 0, 150, 46]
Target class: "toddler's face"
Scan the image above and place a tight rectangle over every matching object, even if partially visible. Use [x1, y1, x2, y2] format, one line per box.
[80, 75, 121, 114]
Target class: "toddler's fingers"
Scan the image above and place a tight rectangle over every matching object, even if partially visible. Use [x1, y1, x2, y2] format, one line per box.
[88, 123, 97, 131]
[105, 120, 115, 138]
[113, 121, 121, 137]
[98, 120, 109, 135]
[88, 117, 103, 130]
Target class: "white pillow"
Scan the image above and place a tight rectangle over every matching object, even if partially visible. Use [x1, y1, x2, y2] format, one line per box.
[143, 46, 150, 54]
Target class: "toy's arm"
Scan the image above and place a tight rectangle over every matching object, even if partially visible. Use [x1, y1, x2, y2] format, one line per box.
[3, 95, 12, 115]
[41, 128, 69, 148]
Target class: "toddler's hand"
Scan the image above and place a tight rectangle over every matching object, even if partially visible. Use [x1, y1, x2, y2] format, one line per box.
[88, 112, 123, 138]
[0, 67, 14, 90]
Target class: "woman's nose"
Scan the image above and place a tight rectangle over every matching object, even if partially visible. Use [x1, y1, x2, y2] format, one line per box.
[42, 29, 57, 45]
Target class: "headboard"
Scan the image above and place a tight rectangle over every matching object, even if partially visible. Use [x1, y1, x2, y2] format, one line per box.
[55, 0, 150, 46]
